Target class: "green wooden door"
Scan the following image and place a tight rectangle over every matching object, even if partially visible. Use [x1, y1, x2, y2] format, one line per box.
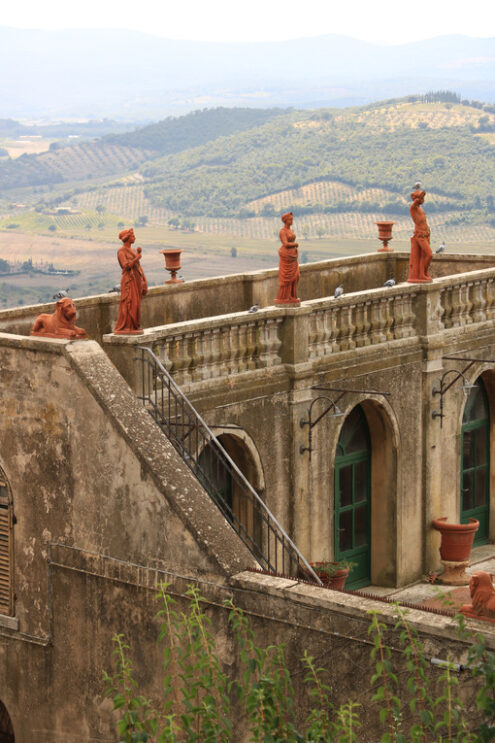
[334, 406, 371, 589]
[461, 379, 490, 544]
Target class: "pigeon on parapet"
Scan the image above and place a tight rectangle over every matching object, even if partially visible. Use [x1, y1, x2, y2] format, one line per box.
[248, 304, 259, 313]
[383, 278, 396, 287]
[52, 289, 69, 300]
[334, 284, 344, 298]
[108, 285, 120, 293]
[435, 242, 446, 254]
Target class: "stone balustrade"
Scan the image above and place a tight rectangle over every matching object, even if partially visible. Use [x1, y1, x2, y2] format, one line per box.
[155, 313, 284, 386]
[103, 265, 495, 392]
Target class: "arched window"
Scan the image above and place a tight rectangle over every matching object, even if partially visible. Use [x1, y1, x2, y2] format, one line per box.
[461, 378, 490, 544]
[0, 699, 15, 742]
[0, 470, 13, 617]
[334, 405, 371, 588]
[198, 434, 262, 555]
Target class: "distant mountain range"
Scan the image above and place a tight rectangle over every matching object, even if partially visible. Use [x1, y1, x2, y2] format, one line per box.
[1, 28, 494, 119]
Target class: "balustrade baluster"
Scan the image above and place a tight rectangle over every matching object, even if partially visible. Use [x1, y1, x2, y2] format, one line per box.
[471, 281, 485, 324]
[370, 299, 387, 344]
[340, 305, 357, 351]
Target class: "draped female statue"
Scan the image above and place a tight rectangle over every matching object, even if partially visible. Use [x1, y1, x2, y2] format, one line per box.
[274, 212, 300, 304]
[114, 228, 148, 334]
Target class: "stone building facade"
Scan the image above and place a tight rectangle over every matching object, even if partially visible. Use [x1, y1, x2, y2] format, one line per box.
[0, 252, 494, 740]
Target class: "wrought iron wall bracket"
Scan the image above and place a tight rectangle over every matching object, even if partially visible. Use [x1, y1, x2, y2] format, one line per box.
[300, 386, 391, 460]
[431, 360, 477, 427]
[299, 394, 346, 460]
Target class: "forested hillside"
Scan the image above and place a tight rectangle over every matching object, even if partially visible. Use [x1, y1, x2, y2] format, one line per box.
[105, 107, 288, 153]
[142, 101, 495, 218]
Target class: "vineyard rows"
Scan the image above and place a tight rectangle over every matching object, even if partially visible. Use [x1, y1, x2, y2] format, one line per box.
[194, 212, 495, 243]
[0, 142, 152, 191]
[57, 183, 495, 243]
[248, 181, 451, 213]
[37, 144, 151, 180]
[75, 185, 171, 222]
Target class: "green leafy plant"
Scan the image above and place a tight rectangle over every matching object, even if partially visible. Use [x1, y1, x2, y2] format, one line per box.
[310, 560, 357, 577]
[104, 582, 495, 742]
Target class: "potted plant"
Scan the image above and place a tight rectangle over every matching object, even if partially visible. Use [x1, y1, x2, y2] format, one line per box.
[432, 517, 479, 562]
[310, 560, 356, 590]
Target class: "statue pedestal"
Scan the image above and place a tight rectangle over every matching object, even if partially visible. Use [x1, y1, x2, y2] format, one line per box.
[274, 298, 300, 305]
[439, 559, 470, 585]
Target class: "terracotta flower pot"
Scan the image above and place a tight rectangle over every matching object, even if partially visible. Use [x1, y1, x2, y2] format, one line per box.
[310, 562, 350, 589]
[432, 517, 479, 562]
[375, 221, 395, 252]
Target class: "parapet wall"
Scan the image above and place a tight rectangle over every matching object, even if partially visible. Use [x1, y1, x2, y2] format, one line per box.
[0, 252, 491, 342]
[103, 262, 495, 394]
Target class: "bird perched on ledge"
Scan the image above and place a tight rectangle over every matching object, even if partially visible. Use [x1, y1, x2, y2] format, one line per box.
[52, 289, 69, 300]
[334, 284, 344, 298]
[383, 278, 396, 287]
[248, 304, 259, 313]
[435, 242, 446, 254]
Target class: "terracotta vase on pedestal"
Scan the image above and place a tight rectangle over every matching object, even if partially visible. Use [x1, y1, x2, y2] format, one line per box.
[432, 517, 479, 585]
[375, 221, 395, 252]
[160, 249, 184, 284]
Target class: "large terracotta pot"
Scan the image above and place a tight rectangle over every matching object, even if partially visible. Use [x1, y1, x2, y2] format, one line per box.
[310, 562, 350, 590]
[432, 517, 479, 562]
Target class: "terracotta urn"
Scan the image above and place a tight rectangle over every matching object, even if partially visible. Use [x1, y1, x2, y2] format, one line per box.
[310, 562, 350, 590]
[375, 221, 395, 252]
[160, 249, 184, 284]
[432, 517, 479, 562]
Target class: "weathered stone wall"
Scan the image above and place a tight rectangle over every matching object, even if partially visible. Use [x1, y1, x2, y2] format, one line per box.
[3, 553, 492, 742]
[0, 333, 255, 741]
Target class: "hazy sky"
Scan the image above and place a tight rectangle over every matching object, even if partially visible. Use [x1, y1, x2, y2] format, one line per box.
[3, 0, 495, 44]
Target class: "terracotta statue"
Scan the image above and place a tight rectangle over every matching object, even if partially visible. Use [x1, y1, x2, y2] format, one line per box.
[114, 228, 148, 334]
[461, 571, 495, 622]
[31, 297, 87, 339]
[407, 187, 432, 283]
[274, 212, 300, 304]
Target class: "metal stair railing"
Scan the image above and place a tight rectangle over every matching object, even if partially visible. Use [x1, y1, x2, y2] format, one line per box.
[136, 346, 321, 584]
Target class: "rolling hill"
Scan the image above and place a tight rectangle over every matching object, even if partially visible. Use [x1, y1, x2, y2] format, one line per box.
[1, 97, 495, 245]
[0, 107, 289, 192]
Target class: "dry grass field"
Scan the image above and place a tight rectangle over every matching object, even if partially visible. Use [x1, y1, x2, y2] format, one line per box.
[0, 216, 494, 309]
[1, 137, 54, 158]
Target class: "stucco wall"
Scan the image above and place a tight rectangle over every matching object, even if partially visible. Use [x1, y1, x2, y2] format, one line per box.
[0, 333, 256, 739]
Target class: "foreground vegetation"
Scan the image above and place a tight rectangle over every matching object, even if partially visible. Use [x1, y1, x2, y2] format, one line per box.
[105, 583, 495, 742]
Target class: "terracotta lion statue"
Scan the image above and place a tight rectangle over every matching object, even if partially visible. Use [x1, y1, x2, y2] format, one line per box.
[31, 297, 87, 339]
[461, 571, 495, 621]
